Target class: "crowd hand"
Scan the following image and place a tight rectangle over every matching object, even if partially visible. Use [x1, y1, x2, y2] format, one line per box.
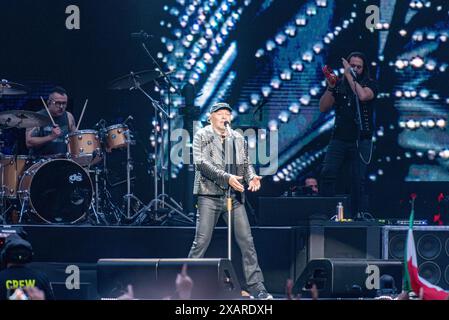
[51, 125, 62, 139]
[341, 58, 351, 76]
[176, 264, 194, 300]
[248, 176, 262, 192]
[24, 287, 45, 300]
[229, 175, 244, 192]
[117, 285, 134, 300]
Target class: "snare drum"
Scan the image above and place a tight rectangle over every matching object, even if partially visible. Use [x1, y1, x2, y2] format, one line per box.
[66, 130, 102, 166]
[0, 155, 31, 198]
[18, 159, 93, 224]
[105, 124, 130, 152]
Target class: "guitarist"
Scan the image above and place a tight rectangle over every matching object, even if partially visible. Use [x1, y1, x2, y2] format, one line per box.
[319, 52, 378, 218]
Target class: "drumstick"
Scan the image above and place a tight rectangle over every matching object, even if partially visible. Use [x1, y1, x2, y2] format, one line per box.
[76, 99, 89, 131]
[40, 96, 56, 127]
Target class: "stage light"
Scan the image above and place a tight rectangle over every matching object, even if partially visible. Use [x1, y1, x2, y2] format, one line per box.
[275, 33, 287, 45]
[395, 90, 403, 98]
[378, 169, 384, 176]
[439, 64, 447, 72]
[416, 151, 423, 158]
[291, 60, 304, 72]
[428, 150, 436, 160]
[255, 49, 264, 58]
[412, 32, 424, 42]
[310, 87, 320, 96]
[295, 15, 307, 26]
[306, 6, 317, 16]
[278, 111, 290, 123]
[280, 69, 292, 80]
[205, 28, 214, 39]
[266, 40, 276, 51]
[268, 120, 278, 131]
[419, 89, 429, 98]
[440, 34, 448, 42]
[317, 0, 327, 7]
[405, 152, 412, 158]
[406, 119, 417, 129]
[273, 176, 280, 182]
[299, 95, 311, 106]
[425, 60, 437, 71]
[395, 60, 406, 69]
[399, 29, 407, 37]
[250, 93, 260, 106]
[289, 103, 300, 114]
[313, 43, 323, 54]
[302, 51, 313, 62]
[439, 150, 449, 160]
[436, 119, 446, 129]
[270, 78, 281, 89]
[285, 25, 296, 37]
[261, 86, 271, 97]
[432, 94, 440, 100]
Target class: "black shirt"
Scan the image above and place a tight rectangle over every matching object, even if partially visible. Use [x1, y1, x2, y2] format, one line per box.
[30, 109, 70, 156]
[0, 265, 55, 300]
[331, 78, 378, 142]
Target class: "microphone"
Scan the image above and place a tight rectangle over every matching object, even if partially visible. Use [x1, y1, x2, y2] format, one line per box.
[224, 121, 233, 138]
[350, 67, 358, 81]
[131, 30, 154, 40]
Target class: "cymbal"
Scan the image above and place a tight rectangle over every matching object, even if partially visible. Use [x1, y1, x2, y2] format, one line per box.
[109, 70, 164, 90]
[0, 80, 27, 96]
[0, 110, 52, 128]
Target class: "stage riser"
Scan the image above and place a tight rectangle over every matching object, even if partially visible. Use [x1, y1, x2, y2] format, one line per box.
[1, 224, 384, 296]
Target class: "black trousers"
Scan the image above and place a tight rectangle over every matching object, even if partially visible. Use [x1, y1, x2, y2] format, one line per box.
[188, 195, 264, 288]
[320, 138, 372, 216]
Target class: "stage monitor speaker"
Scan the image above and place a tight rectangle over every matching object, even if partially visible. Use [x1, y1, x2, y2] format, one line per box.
[383, 226, 449, 290]
[97, 258, 241, 299]
[293, 259, 403, 298]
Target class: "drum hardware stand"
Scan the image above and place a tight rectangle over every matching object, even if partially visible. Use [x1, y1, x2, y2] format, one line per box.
[125, 42, 191, 225]
[18, 192, 29, 224]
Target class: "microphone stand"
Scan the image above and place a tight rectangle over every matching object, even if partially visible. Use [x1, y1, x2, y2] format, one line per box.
[129, 72, 193, 225]
[224, 125, 234, 261]
[136, 41, 193, 225]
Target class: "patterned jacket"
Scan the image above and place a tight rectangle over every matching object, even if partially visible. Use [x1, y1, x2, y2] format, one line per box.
[193, 125, 257, 195]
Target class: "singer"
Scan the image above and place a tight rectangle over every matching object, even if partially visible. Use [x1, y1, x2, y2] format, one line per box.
[188, 102, 272, 300]
[318, 52, 378, 218]
[26, 86, 76, 157]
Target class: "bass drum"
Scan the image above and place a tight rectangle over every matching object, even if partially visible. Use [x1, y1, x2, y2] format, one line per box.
[18, 159, 93, 224]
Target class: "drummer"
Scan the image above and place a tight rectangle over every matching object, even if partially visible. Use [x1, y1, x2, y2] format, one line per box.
[25, 87, 76, 157]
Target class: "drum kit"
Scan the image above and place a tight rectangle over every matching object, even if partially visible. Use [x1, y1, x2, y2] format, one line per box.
[0, 39, 195, 226]
[0, 79, 138, 225]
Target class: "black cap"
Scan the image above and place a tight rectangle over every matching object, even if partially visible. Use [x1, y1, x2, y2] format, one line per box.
[209, 102, 232, 114]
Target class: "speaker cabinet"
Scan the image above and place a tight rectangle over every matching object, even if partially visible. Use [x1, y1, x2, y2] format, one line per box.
[97, 258, 241, 299]
[294, 259, 403, 298]
[383, 226, 449, 290]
